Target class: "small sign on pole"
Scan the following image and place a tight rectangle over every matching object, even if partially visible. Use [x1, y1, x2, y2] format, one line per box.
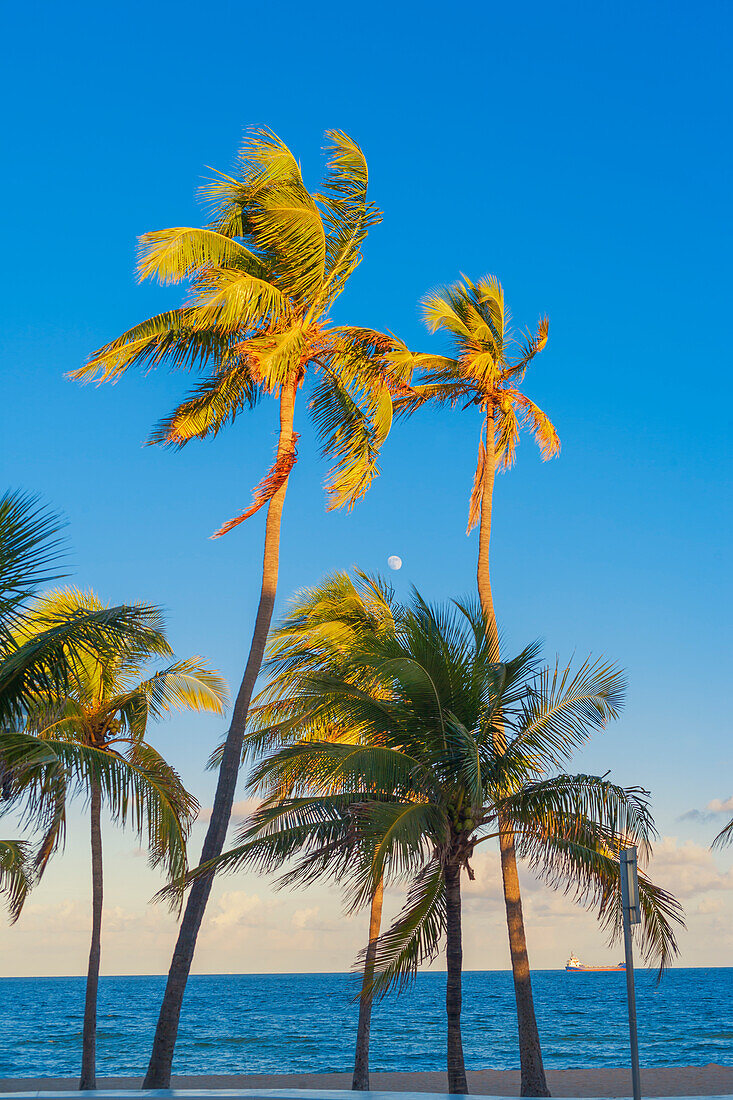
[620, 846, 642, 1100]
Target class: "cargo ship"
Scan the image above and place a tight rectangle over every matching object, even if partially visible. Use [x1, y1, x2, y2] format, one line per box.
[565, 952, 626, 972]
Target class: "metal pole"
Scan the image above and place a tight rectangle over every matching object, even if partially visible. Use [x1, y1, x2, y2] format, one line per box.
[620, 848, 642, 1100]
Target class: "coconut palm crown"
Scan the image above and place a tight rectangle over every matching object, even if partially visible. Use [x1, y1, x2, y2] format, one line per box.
[73, 129, 406, 532]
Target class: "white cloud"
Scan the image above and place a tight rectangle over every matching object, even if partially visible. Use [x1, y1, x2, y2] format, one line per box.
[208, 890, 274, 929]
[197, 798, 260, 824]
[290, 906, 340, 933]
[462, 849, 504, 902]
[679, 793, 733, 823]
[696, 897, 723, 914]
[649, 836, 733, 897]
[707, 795, 733, 814]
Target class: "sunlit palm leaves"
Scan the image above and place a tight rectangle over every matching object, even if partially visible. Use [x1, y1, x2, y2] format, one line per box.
[1, 587, 228, 893]
[74, 129, 406, 531]
[0, 490, 186, 734]
[393, 276, 559, 531]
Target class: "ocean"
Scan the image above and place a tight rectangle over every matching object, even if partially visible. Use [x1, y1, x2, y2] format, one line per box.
[1, 969, 731, 1078]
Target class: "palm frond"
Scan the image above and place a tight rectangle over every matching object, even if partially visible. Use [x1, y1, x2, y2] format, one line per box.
[211, 433, 300, 538]
[507, 390, 560, 461]
[74, 309, 239, 383]
[208, 129, 327, 304]
[0, 491, 66, 624]
[493, 398, 520, 471]
[508, 657, 626, 768]
[137, 227, 266, 284]
[310, 369, 392, 511]
[502, 774, 656, 860]
[317, 131, 382, 303]
[132, 659, 229, 725]
[0, 600, 169, 727]
[502, 317, 549, 382]
[421, 289, 473, 343]
[0, 840, 33, 922]
[148, 362, 262, 448]
[467, 434, 486, 534]
[191, 267, 289, 330]
[513, 817, 682, 976]
[0, 732, 196, 894]
[364, 858, 446, 997]
[712, 815, 733, 849]
[203, 128, 308, 238]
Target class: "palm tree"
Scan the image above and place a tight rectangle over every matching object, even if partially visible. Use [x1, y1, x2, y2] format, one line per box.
[179, 591, 682, 1095]
[394, 277, 560, 1093]
[6, 588, 227, 1089]
[72, 129, 406, 1087]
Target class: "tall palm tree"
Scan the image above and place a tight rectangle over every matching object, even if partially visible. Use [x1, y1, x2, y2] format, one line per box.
[394, 277, 560, 1093]
[179, 591, 682, 1095]
[72, 130, 406, 1086]
[7, 588, 227, 1090]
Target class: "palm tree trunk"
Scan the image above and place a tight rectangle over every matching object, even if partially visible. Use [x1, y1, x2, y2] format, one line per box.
[444, 860, 468, 1095]
[79, 778, 102, 1090]
[352, 877, 384, 1090]
[477, 404, 550, 1097]
[476, 407, 498, 659]
[143, 382, 298, 1089]
[499, 821, 550, 1096]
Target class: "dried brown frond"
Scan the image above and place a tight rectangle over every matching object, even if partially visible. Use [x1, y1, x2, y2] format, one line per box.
[467, 437, 486, 534]
[211, 433, 300, 538]
[494, 399, 521, 470]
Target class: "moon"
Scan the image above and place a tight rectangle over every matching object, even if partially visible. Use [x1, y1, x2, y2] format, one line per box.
[387, 555, 402, 570]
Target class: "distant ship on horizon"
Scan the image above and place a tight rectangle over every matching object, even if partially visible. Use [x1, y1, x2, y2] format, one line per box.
[565, 952, 626, 972]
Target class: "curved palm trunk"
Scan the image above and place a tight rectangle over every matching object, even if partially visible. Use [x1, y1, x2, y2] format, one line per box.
[79, 778, 102, 1090]
[143, 383, 297, 1089]
[352, 877, 384, 1090]
[498, 823, 549, 1096]
[444, 859, 468, 1094]
[477, 406, 550, 1098]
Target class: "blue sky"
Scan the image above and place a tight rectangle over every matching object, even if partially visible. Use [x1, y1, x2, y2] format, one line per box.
[1, 0, 732, 974]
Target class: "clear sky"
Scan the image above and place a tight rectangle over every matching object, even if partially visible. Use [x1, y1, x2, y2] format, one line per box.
[1, 0, 731, 976]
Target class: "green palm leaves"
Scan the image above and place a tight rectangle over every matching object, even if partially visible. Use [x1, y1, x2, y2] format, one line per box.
[73, 129, 403, 530]
[182, 578, 682, 984]
[0, 839, 32, 922]
[2, 585, 227, 889]
[165, 577, 681, 1094]
[0, 492, 163, 730]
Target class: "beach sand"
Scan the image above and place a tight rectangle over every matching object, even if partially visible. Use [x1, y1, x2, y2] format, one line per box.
[1, 1067, 732, 1097]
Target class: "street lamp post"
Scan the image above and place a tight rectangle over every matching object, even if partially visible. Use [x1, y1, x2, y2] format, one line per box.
[620, 845, 642, 1100]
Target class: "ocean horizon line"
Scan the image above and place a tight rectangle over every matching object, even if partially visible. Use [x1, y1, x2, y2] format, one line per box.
[2, 965, 731, 980]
